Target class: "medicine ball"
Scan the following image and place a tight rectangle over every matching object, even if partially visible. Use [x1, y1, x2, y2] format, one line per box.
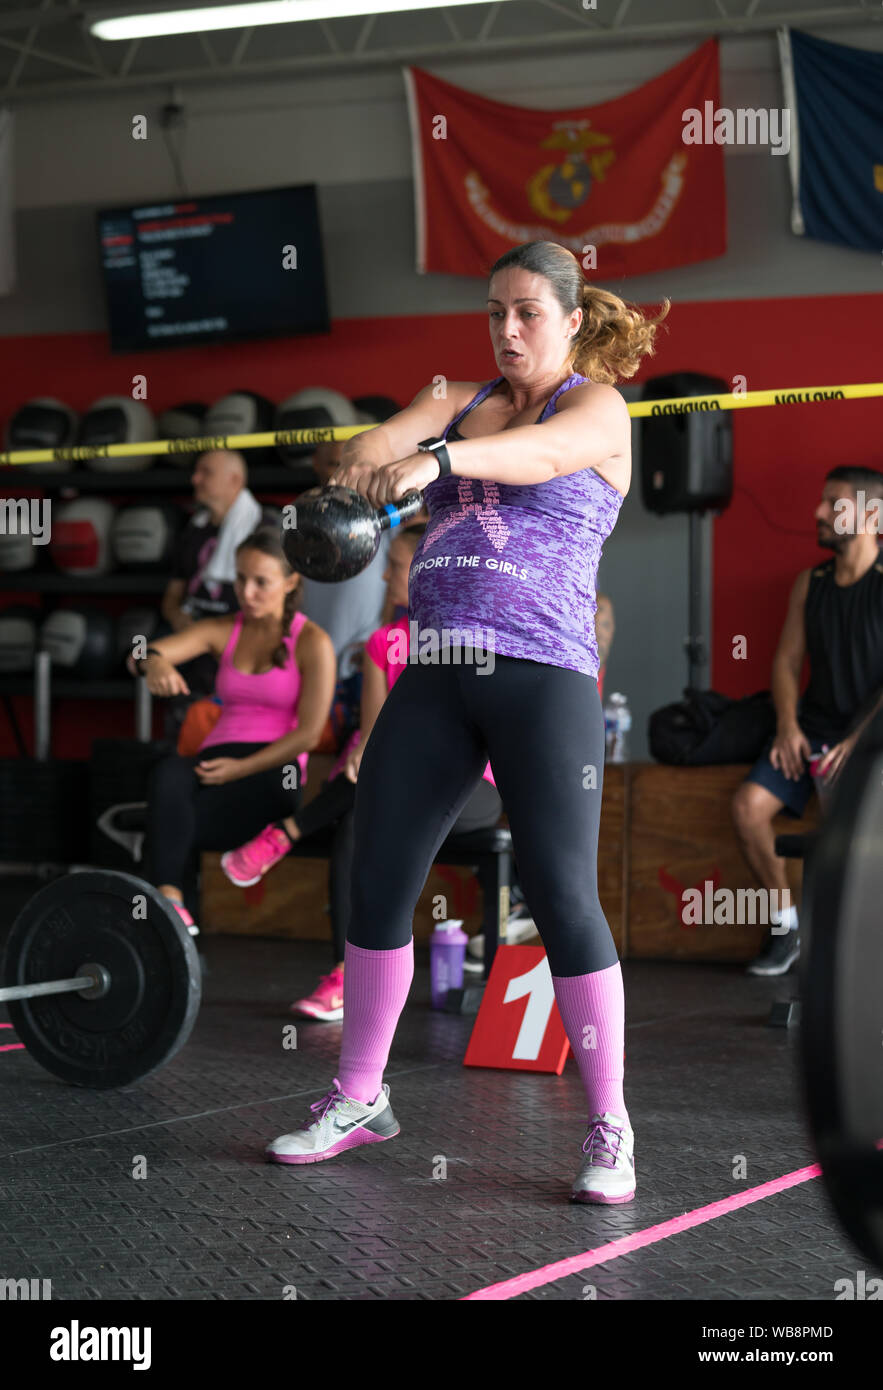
[115, 607, 161, 670]
[352, 395, 402, 425]
[0, 497, 41, 573]
[41, 608, 116, 679]
[5, 397, 78, 472]
[276, 387, 360, 464]
[158, 402, 208, 468]
[0, 605, 39, 673]
[49, 498, 115, 576]
[79, 396, 156, 472]
[203, 391, 275, 465]
[111, 501, 183, 571]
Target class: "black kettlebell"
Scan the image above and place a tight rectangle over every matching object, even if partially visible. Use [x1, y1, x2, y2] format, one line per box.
[282, 485, 425, 582]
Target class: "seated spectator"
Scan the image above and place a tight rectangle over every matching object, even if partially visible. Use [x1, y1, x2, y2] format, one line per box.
[159, 449, 280, 738]
[138, 527, 336, 933]
[732, 465, 883, 977]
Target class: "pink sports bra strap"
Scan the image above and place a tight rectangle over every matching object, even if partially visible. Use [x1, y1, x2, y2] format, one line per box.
[220, 612, 244, 666]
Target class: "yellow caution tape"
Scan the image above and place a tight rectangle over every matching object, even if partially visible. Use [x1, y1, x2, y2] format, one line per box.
[0, 383, 880, 467]
[0, 425, 367, 469]
[628, 381, 883, 417]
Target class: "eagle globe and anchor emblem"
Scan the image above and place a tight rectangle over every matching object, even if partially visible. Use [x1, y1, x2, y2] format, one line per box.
[526, 120, 616, 222]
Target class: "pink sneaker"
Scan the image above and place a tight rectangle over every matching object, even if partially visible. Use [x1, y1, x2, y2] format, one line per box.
[222, 823, 292, 887]
[169, 899, 199, 937]
[291, 968, 345, 1021]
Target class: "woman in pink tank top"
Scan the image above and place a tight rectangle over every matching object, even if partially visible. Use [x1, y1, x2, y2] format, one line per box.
[138, 526, 336, 933]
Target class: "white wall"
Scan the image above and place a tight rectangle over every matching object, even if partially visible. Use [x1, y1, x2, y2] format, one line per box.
[6, 26, 882, 335]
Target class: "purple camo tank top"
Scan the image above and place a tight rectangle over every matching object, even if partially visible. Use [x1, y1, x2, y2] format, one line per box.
[407, 373, 625, 677]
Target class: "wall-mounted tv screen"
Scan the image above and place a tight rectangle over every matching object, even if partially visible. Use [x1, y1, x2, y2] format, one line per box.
[97, 183, 329, 354]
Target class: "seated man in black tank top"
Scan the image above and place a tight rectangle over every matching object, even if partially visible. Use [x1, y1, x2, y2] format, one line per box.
[732, 465, 883, 977]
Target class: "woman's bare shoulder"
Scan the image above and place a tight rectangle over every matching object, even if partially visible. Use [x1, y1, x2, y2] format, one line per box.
[294, 617, 335, 660]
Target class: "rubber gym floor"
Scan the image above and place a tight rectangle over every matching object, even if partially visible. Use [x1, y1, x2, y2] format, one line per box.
[0, 876, 870, 1304]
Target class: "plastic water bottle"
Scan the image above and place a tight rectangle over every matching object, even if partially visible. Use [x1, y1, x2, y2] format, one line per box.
[429, 920, 468, 1009]
[604, 692, 632, 763]
[808, 745, 832, 812]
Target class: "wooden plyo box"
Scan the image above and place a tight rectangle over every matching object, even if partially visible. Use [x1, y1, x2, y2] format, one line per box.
[624, 763, 819, 961]
[200, 757, 818, 963]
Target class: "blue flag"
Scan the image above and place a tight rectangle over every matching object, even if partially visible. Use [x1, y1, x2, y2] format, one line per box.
[779, 28, 883, 252]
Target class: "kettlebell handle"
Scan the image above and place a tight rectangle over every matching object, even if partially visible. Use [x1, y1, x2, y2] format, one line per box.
[376, 490, 425, 530]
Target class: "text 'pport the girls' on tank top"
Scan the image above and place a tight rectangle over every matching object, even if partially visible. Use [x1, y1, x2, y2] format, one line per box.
[798, 553, 883, 741]
[407, 374, 624, 678]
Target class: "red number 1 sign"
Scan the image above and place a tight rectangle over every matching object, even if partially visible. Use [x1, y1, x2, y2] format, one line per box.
[463, 945, 571, 1075]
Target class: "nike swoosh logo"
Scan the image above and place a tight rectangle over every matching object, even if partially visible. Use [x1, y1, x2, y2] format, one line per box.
[331, 1115, 365, 1135]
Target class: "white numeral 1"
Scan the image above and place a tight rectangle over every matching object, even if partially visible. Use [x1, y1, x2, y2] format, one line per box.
[503, 957, 555, 1060]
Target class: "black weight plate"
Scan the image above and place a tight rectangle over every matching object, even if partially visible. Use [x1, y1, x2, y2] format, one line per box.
[800, 706, 883, 1269]
[2, 869, 201, 1088]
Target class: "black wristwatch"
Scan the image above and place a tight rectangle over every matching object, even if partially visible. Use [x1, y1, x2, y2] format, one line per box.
[417, 437, 453, 478]
[135, 646, 162, 677]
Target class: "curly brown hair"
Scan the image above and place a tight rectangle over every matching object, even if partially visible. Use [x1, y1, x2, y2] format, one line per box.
[489, 241, 670, 385]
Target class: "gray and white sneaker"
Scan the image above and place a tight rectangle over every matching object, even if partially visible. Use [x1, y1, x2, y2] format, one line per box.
[266, 1078, 400, 1165]
[746, 930, 800, 977]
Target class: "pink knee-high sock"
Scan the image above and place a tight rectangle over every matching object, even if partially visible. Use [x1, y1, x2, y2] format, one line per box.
[337, 940, 415, 1103]
[552, 963, 628, 1128]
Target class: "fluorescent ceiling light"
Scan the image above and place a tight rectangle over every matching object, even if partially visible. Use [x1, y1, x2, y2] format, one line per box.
[91, 0, 507, 40]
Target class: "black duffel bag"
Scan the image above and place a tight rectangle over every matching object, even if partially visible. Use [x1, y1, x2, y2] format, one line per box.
[648, 688, 776, 765]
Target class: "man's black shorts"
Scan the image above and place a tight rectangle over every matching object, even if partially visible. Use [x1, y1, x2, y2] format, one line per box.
[743, 729, 841, 818]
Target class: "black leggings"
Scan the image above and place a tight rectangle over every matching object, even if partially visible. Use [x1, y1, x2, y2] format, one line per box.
[294, 769, 504, 963]
[347, 652, 617, 977]
[146, 742, 303, 888]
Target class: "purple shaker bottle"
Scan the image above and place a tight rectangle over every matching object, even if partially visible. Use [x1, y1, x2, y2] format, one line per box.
[429, 921, 468, 1009]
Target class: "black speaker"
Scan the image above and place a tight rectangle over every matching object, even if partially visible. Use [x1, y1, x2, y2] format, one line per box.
[640, 372, 733, 515]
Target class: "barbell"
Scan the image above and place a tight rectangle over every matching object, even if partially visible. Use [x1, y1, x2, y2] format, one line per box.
[0, 869, 201, 1088]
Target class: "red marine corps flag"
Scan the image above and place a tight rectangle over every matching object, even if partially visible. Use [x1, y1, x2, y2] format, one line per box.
[404, 38, 725, 279]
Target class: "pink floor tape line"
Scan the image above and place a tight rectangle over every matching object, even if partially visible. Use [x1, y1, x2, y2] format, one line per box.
[461, 1160, 824, 1300]
[0, 1022, 24, 1053]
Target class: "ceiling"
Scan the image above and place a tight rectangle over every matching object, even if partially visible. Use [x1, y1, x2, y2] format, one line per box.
[0, 0, 880, 100]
